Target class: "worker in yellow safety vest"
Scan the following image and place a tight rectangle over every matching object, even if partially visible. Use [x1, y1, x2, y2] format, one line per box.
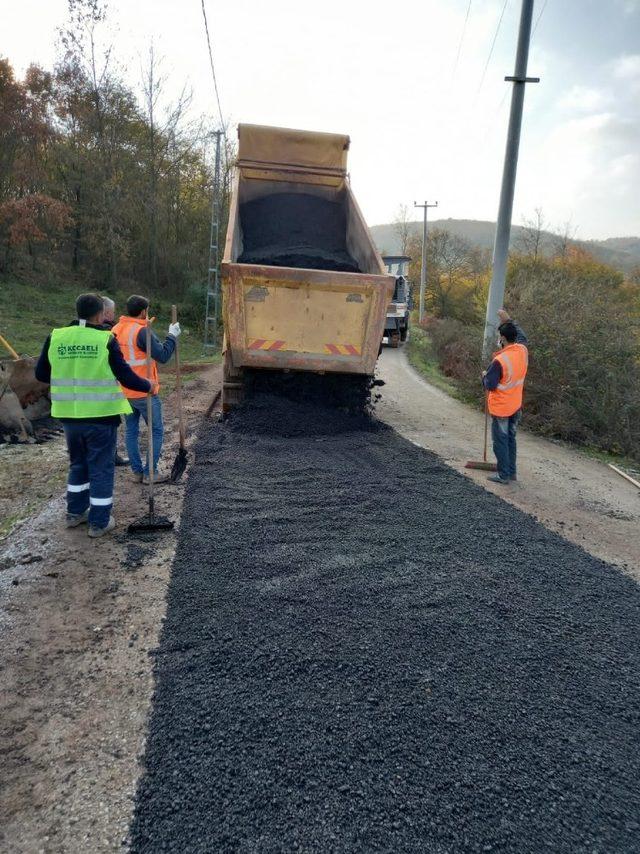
[482, 308, 529, 485]
[35, 293, 158, 537]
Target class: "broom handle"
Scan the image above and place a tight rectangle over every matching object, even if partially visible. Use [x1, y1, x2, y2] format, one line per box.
[146, 312, 155, 518]
[171, 305, 185, 449]
[483, 393, 489, 463]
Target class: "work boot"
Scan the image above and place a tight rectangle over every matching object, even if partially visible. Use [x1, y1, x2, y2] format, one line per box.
[143, 471, 170, 485]
[66, 509, 89, 528]
[487, 474, 510, 485]
[115, 454, 130, 467]
[129, 471, 144, 483]
[88, 516, 116, 538]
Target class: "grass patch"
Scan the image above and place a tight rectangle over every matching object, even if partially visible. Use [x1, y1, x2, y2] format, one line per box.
[0, 276, 220, 365]
[406, 327, 472, 403]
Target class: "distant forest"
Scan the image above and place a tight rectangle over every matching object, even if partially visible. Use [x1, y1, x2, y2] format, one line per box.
[0, 0, 231, 303]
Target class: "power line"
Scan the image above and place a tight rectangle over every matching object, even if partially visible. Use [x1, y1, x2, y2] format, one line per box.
[477, 0, 509, 93]
[532, 0, 549, 34]
[452, 1, 472, 78]
[201, 0, 226, 135]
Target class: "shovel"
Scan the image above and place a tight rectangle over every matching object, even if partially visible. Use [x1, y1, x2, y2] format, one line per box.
[169, 304, 188, 483]
[464, 393, 498, 471]
[128, 310, 174, 534]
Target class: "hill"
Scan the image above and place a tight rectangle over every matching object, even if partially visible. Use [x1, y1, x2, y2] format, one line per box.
[370, 219, 640, 273]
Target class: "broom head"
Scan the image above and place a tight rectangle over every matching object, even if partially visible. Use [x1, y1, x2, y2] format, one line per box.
[464, 460, 498, 471]
[128, 514, 174, 534]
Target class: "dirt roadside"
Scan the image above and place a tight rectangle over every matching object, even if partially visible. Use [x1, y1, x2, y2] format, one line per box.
[0, 363, 222, 854]
[376, 347, 640, 578]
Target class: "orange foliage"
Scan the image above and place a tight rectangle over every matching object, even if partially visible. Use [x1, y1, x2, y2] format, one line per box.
[0, 193, 71, 247]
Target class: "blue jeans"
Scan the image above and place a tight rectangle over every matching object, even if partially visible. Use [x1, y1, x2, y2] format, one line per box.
[64, 421, 117, 529]
[491, 410, 521, 481]
[124, 395, 164, 475]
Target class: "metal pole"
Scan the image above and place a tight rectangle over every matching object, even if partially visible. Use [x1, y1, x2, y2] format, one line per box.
[212, 131, 222, 343]
[203, 130, 222, 350]
[414, 200, 438, 323]
[482, 0, 539, 359]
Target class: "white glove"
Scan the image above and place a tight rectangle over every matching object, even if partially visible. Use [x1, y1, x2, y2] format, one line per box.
[168, 322, 181, 338]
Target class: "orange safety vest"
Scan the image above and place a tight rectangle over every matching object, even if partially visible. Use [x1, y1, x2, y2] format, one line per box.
[488, 342, 528, 417]
[111, 315, 158, 399]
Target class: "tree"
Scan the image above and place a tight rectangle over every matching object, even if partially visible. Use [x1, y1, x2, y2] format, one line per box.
[552, 219, 577, 259]
[0, 194, 71, 269]
[517, 207, 546, 261]
[393, 204, 413, 256]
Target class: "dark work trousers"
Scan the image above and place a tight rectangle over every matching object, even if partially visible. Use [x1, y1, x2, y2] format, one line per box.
[491, 409, 522, 481]
[63, 421, 117, 529]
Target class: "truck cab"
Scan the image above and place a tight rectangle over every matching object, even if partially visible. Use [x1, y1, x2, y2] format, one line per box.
[382, 255, 412, 347]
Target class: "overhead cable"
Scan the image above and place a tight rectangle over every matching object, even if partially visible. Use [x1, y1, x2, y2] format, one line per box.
[477, 0, 510, 93]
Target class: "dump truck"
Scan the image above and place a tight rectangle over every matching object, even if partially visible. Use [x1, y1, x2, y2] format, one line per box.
[220, 123, 395, 410]
[382, 255, 412, 348]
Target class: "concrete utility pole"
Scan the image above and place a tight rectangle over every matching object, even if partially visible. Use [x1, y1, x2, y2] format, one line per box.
[483, 0, 539, 359]
[414, 200, 438, 323]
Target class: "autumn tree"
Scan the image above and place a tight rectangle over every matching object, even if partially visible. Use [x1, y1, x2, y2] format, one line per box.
[517, 207, 546, 261]
[393, 203, 413, 255]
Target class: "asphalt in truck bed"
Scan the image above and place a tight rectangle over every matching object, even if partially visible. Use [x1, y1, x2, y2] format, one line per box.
[130, 393, 640, 853]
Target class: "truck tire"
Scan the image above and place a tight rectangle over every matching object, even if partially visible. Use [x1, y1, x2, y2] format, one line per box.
[222, 342, 244, 413]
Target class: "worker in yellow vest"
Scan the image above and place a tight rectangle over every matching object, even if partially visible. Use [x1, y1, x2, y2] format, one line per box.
[111, 295, 181, 484]
[482, 308, 529, 485]
[35, 294, 158, 537]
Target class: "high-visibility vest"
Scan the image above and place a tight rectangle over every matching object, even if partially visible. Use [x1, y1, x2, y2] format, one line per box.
[111, 315, 158, 399]
[488, 342, 529, 417]
[49, 326, 132, 418]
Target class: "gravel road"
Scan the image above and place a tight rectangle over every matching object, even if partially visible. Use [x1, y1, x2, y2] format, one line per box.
[130, 393, 640, 853]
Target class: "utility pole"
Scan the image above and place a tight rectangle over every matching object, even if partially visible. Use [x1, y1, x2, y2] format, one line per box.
[483, 0, 539, 359]
[204, 129, 223, 350]
[414, 200, 438, 323]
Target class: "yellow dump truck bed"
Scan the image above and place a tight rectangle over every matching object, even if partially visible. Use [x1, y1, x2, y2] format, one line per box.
[221, 124, 394, 405]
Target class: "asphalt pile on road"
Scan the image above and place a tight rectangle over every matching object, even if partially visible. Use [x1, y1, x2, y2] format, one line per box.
[238, 192, 361, 272]
[130, 395, 640, 853]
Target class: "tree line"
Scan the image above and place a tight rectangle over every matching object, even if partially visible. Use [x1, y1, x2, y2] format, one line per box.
[0, 0, 231, 310]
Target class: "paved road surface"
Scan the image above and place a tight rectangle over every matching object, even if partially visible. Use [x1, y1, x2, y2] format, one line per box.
[376, 347, 640, 577]
[130, 391, 640, 853]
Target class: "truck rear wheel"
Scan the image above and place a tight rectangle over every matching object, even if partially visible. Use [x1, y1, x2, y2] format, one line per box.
[222, 344, 244, 413]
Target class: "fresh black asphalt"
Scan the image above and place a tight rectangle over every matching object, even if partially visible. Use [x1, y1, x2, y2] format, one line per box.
[130, 394, 640, 853]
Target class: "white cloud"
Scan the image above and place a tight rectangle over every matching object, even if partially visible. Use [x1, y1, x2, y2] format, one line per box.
[557, 85, 608, 113]
[610, 53, 640, 79]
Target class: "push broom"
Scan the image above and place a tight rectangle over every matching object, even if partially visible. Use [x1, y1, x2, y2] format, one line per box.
[464, 393, 497, 472]
[128, 309, 174, 535]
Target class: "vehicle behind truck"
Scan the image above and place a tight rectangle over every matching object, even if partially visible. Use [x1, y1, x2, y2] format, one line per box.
[382, 255, 412, 347]
[220, 123, 395, 410]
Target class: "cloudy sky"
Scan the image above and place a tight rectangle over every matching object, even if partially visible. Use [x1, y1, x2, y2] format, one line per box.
[3, 0, 639, 238]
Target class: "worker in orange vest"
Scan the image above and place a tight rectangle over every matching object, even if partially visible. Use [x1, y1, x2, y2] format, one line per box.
[111, 295, 181, 484]
[482, 308, 528, 485]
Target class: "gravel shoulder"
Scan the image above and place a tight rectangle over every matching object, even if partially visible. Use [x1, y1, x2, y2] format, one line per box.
[0, 364, 221, 854]
[376, 347, 640, 578]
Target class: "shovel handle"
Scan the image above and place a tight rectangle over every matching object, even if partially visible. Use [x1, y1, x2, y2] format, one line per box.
[483, 393, 489, 463]
[0, 333, 19, 360]
[171, 305, 186, 449]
